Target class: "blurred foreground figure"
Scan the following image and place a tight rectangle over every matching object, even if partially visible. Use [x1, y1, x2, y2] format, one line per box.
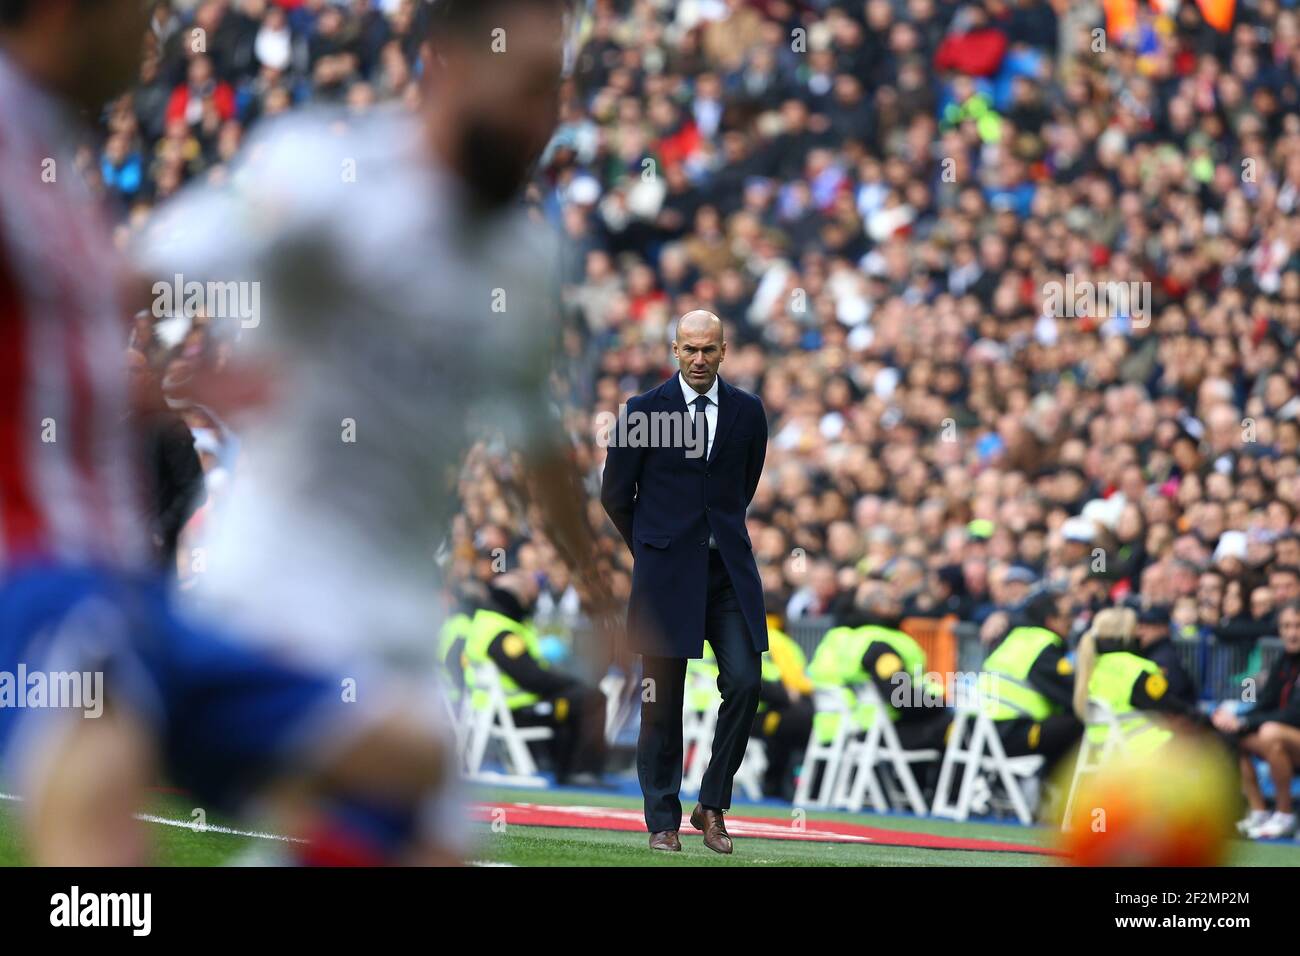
[0, 0, 576, 866]
[135, 0, 607, 675]
[135, 0, 613, 825]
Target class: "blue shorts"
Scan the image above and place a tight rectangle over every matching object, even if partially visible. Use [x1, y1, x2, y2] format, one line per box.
[0, 564, 342, 810]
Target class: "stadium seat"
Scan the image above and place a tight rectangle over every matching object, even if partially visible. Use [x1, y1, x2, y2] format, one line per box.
[461, 662, 554, 788]
[734, 738, 768, 802]
[931, 702, 1043, 825]
[794, 683, 937, 814]
[434, 673, 474, 766]
[834, 684, 938, 816]
[598, 672, 632, 745]
[793, 684, 859, 809]
[680, 669, 719, 793]
[1060, 701, 1124, 832]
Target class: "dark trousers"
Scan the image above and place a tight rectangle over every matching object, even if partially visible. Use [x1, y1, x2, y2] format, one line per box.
[997, 713, 1083, 774]
[638, 549, 761, 833]
[926, 713, 1078, 813]
[751, 696, 814, 800]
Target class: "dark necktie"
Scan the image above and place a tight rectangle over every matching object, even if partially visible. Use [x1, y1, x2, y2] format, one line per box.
[693, 395, 710, 460]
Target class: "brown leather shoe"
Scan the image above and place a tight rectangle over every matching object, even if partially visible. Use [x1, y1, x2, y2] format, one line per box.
[649, 830, 681, 852]
[690, 803, 733, 854]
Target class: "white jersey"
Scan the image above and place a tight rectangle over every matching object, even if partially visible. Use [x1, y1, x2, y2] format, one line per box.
[134, 108, 561, 670]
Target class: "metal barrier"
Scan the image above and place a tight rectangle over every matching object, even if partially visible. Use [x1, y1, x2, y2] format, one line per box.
[780, 621, 1279, 702]
[784, 617, 835, 659]
[698, 616, 1284, 703]
[542, 610, 1285, 704]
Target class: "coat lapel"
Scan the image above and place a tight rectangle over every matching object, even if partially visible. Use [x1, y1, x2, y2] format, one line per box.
[659, 375, 687, 414]
[659, 375, 737, 464]
[658, 375, 700, 466]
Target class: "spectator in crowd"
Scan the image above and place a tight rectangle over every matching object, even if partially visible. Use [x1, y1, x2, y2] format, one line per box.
[125, 349, 206, 570]
[1213, 599, 1300, 840]
[165, 53, 236, 129]
[1135, 603, 1197, 707]
[102, 1, 1300, 763]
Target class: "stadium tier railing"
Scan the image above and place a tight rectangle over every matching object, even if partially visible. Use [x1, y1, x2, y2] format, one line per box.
[751, 617, 1283, 705]
[539, 611, 1281, 705]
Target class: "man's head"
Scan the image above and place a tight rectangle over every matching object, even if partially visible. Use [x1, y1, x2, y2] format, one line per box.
[1022, 586, 1072, 637]
[0, 0, 148, 110]
[1278, 599, 1300, 654]
[1270, 564, 1300, 605]
[1135, 604, 1171, 648]
[672, 310, 725, 394]
[422, 0, 574, 210]
[1276, 532, 1300, 567]
[855, 580, 902, 626]
[491, 570, 539, 616]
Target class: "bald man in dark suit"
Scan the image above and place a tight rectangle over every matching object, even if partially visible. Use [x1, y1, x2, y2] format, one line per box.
[601, 310, 768, 853]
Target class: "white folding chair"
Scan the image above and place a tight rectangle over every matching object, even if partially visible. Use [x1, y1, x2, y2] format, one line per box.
[433, 671, 471, 762]
[680, 669, 720, 793]
[461, 662, 554, 787]
[838, 684, 940, 816]
[931, 704, 1044, 825]
[733, 737, 768, 802]
[1061, 701, 1123, 831]
[793, 684, 860, 809]
[598, 672, 631, 745]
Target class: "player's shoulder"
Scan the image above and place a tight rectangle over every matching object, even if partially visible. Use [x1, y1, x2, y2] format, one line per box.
[237, 105, 416, 181]
[488, 203, 562, 277]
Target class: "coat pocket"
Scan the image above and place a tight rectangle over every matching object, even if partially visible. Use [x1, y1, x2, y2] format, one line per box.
[635, 535, 671, 550]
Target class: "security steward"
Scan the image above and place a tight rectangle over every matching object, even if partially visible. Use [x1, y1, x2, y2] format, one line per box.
[976, 588, 1082, 771]
[1134, 603, 1197, 707]
[754, 605, 815, 800]
[688, 601, 814, 800]
[465, 571, 608, 784]
[808, 588, 951, 755]
[1072, 606, 1194, 756]
[437, 586, 482, 699]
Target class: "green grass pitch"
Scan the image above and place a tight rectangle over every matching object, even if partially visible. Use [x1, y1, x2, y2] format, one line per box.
[2, 787, 1298, 866]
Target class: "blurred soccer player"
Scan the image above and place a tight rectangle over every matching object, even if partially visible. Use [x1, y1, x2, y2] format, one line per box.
[134, 0, 613, 676]
[0, 0, 468, 865]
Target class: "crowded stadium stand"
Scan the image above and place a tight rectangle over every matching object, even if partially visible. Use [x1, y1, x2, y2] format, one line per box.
[101, 0, 1300, 848]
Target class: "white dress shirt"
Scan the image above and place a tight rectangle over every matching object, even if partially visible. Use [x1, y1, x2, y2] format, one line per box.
[679, 371, 719, 460]
[679, 372, 720, 548]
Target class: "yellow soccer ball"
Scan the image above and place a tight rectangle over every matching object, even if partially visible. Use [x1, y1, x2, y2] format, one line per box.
[1056, 735, 1238, 867]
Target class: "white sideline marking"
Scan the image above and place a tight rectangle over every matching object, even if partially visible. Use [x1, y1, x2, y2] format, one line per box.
[2, 791, 302, 843]
[135, 812, 306, 843]
[2, 790, 515, 863]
